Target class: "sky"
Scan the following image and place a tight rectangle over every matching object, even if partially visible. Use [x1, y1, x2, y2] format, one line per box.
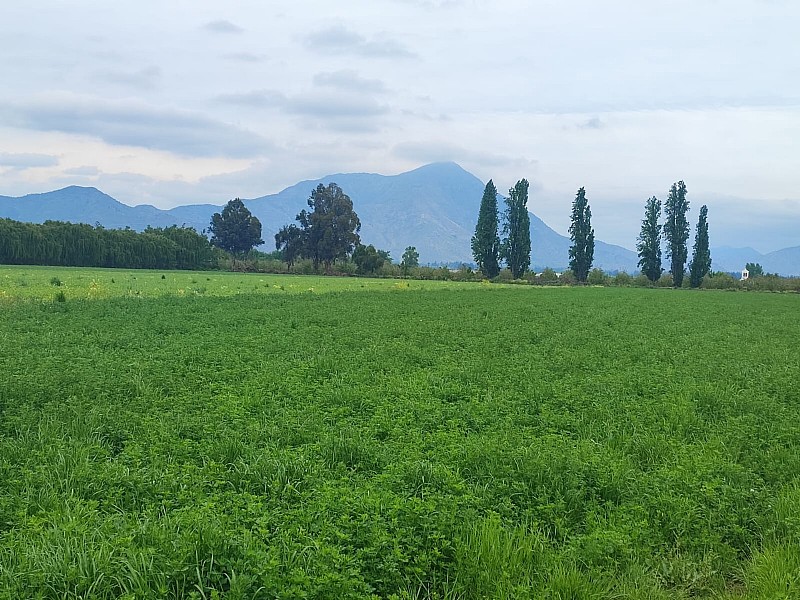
[1, 0, 799, 252]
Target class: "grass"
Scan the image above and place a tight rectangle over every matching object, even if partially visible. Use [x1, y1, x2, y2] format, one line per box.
[0, 265, 495, 302]
[0, 266, 798, 598]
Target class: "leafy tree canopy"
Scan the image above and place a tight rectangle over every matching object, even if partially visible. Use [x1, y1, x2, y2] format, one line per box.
[297, 183, 361, 271]
[637, 196, 663, 283]
[209, 198, 264, 258]
[471, 180, 501, 279]
[664, 181, 690, 287]
[745, 262, 764, 277]
[401, 246, 419, 272]
[352, 244, 388, 275]
[568, 187, 595, 283]
[501, 179, 531, 279]
[689, 204, 711, 288]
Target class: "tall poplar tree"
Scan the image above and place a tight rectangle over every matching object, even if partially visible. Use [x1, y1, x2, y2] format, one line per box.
[663, 180, 690, 287]
[568, 187, 595, 282]
[471, 180, 500, 278]
[689, 204, 711, 288]
[636, 196, 662, 282]
[501, 179, 531, 279]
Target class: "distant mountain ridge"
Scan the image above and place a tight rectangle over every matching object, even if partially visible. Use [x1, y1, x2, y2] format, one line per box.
[2, 162, 798, 274]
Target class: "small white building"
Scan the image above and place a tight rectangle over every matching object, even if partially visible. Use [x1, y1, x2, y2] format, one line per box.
[740, 267, 749, 281]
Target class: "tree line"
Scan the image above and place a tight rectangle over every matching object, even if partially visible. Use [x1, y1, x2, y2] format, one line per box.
[210, 183, 420, 276]
[471, 179, 596, 282]
[636, 181, 711, 288]
[0, 177, 724, 286]
[472, 178, 712, 287]
[0, 219, 215, 270]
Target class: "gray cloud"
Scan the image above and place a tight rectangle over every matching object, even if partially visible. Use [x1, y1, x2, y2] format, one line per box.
[64, 165, 101, 176]
[222, 52, 265, 63]
[287, 95, 389, 118]
[305, 25, 415, 58]
[313, 70, 386, 94]
[215, 89, 287, 108]
[94, 65, 161, 90]
[202, 20, 244, 34]
[1, 94, 272, 159]
[579, 117, 604, 130]
[393, 141, 534, 169]
[216, 88, 389, 130]
[0, 152, 59, 168]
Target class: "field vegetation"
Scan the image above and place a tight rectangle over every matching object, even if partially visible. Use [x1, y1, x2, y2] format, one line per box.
[0, 266, 799, 599]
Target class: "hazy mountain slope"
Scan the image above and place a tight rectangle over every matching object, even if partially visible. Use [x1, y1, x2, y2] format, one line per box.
[16, 163, 800, 273]
[0, 186, 178, 230]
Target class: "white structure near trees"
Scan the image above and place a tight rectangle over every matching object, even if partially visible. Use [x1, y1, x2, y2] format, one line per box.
[741, 268, 749, 281]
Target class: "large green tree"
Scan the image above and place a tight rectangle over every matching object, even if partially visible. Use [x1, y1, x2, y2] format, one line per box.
[209, 198, 263, 258]
[745, 262, 764, 278]
[297, 183, 361, 271]
[400, 246, 419, 275]
[274, 224, 304, 268]
[689, 204, 711, 288]
[352, 244, 387, 275]
[501, 179, 531, 279]
[471, 180, 501, 278]
[663, 181, 690, 287]
[636, 196, 662, 282]
[568, 187, 595, 283]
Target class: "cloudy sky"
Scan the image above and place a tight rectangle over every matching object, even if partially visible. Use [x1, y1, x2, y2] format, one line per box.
[1, 0, 799, 252]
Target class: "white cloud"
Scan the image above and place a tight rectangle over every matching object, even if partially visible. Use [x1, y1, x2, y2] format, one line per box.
[0, 152, 59, 168]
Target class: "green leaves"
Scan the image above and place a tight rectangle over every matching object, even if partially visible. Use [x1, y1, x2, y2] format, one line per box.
[568, 187, 595, 282]
[664, 181, 690, 287]
[501, 179, 531, 279]
[471, 180, 500, 279]
[689, 205, 712, 288]
[637, 196, 663, 283]
[209, 198, 264, 258]
[2, 277, 800, 598]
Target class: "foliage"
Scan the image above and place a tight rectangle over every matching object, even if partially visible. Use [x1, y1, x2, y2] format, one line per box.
[568, 187, 595, 282]
[613, 271, 633, 286]
[538, 268, 560, 285]
[745, 262, 764, 278]
[689, 205, 712, 288]
[587, 267, 607, 285]
[400, 246, 420, 275]
[501, 179, 531, 279]
[1, 269, 800, 598]
[209, 198, 264, 258]
[637, 196, 663, 282]
[274, 224, 304, 268]
[0, 218, 214, 270]
[471, 180, 501, 279]
[296, 183, 361, 271]
[663, 181, 690, 287]
[1, 275, 799, 598]
[352, 243, 388, 275]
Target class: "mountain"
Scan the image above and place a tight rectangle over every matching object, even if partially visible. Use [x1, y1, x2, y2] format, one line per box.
[710, 245, 800, 276]
[6, 162, 797, 274]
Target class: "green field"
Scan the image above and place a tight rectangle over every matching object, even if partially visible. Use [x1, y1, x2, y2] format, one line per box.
[1, 266, 798, 599]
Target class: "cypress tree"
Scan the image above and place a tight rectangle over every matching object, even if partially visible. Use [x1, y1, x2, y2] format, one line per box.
[636, 196, 662, 282]
[471, 180, 500, 279]
[501, 179, 531, 279]
[568, 187, 595, 283]
[663, 181, 690, 287]
[689, 204, 711, 288]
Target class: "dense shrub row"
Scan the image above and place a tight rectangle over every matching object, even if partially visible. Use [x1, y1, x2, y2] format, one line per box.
[0, 218, 217, 270]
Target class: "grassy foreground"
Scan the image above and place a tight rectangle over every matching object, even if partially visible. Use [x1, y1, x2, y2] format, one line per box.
[0, 266, 799, 599]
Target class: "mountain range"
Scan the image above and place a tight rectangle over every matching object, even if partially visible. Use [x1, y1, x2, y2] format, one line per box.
[1, 162, 798, 275]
